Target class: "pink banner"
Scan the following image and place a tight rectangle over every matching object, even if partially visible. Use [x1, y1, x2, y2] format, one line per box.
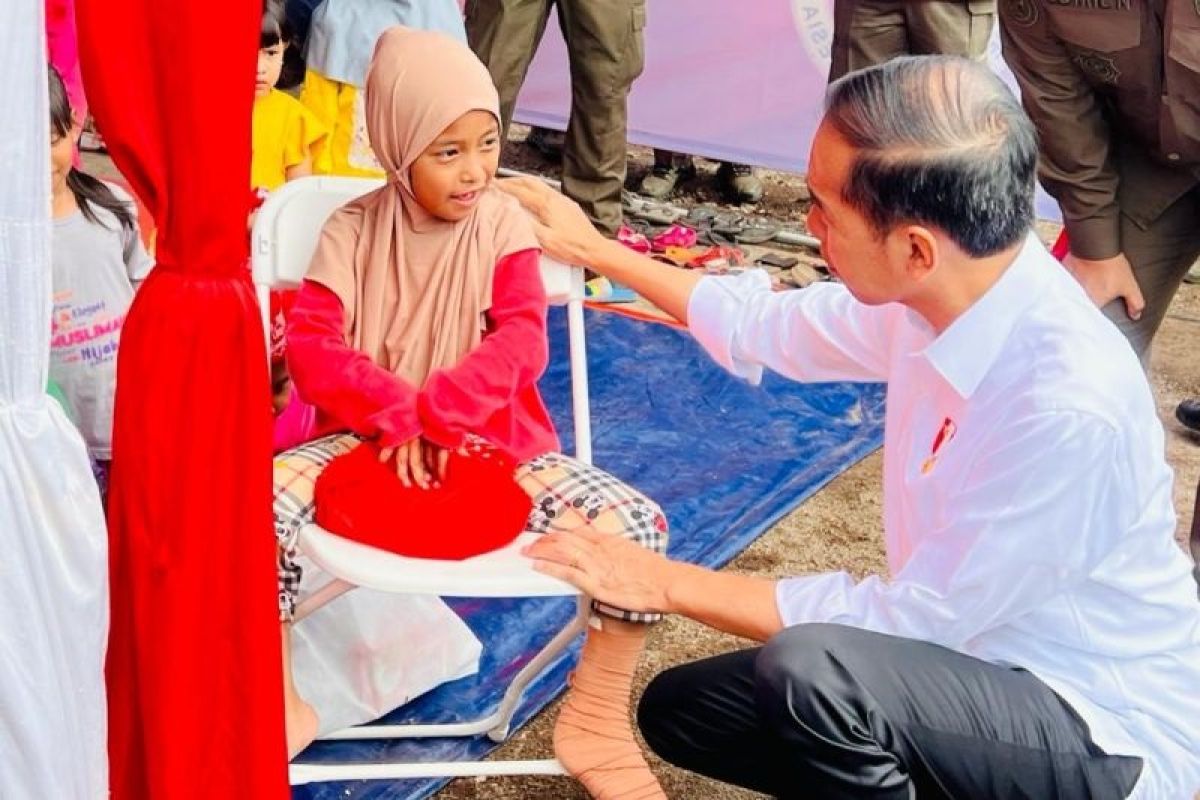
[514, 2, 1059, 218]
[513, 1, 838, 172]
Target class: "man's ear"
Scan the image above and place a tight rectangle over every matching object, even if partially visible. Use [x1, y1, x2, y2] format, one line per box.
[902, 224, 938, 282]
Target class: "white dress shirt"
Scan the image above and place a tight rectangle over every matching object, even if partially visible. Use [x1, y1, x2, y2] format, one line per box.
[688, 235, 1200, 799]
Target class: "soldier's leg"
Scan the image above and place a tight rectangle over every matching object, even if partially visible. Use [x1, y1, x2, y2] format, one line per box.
[830, 0, 909, 82]
[556, 0, 646, 235]
[906, 1, 996, 60]
[464, 0, 554, 135]
[1102, 185, 1200, 360]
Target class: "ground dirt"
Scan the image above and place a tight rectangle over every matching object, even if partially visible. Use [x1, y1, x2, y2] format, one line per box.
[431, 127, 1200, 800]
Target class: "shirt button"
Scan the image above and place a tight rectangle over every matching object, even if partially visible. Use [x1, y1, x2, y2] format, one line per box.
[1168, 153, 1181, 161]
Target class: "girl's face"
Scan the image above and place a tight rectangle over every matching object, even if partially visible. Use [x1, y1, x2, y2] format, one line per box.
[409, 110, 501, 222]
[256, 41, 285, 97]
[50, 123, 77, 196]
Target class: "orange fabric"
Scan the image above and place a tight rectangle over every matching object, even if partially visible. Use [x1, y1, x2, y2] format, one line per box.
[75, 0, 288, 796]
[554, 622, 666, 799]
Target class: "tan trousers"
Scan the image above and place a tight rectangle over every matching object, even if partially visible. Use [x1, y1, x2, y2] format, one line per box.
[830, 0, 995, 81]
[466, 0, 647, 235]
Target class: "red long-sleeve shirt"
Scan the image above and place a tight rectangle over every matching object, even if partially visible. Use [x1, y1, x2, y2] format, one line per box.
[286, 248, 560, 462]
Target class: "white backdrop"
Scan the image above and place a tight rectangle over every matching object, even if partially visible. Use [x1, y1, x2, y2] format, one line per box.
[0, 1, 110, 797]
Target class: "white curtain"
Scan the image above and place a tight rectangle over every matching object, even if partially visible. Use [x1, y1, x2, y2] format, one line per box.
[0, 2, 110, 797]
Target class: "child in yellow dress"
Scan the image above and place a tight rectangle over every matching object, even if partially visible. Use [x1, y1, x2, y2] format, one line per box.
[298, 0, 467, 178]
[253, 0, 328, 194]
[253, 0, 330, 436]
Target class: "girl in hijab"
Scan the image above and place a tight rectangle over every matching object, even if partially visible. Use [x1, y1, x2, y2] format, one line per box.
[274, 27, 668, 799]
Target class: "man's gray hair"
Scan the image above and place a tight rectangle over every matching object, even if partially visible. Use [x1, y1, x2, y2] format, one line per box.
[825, 56, 1038, 257]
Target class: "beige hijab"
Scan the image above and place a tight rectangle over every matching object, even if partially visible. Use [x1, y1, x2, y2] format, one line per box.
[305, 26, 538, 386]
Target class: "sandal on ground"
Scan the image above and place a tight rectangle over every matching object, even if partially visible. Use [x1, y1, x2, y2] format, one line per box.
[616, 224, 651, 254]
[733, 221, 781, 245]
[650, 223, 698, 251]
[687, 244, 746, 271]
[585, 277, 638, 303]
[651, 245, 704, 268]
[622, 193, 685, 225]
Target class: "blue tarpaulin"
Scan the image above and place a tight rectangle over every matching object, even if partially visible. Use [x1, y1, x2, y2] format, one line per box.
[293, 306, 885, 799]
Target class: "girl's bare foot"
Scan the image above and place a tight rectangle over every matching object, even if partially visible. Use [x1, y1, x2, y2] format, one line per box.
[285, 697, 319, 760]
[281, 623, 319, 760]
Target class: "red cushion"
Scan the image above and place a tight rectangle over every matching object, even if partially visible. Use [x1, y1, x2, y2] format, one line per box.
[314, 442, 532, 560]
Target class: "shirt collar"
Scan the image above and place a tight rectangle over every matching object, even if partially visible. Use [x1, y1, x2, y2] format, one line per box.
[919, 234, 1052, 399]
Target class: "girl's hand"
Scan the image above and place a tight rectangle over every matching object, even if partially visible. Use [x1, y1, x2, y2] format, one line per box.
[378, 438, 449, 489]
[424, 439, 451, 485]
[378, 440, 425, 489]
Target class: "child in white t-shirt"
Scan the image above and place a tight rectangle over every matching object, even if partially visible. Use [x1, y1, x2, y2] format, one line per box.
[48, 65, 153, 500]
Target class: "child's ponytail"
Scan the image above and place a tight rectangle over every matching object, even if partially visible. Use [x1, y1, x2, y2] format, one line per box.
[48, 65, 136, 234]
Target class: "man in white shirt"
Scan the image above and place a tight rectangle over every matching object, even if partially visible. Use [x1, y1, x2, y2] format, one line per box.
[500, 55, 1200, 800]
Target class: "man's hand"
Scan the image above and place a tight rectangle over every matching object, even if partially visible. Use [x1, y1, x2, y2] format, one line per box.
[523, 528, 676, 614]
[378, 437, 450, 489]
[499, 175, 703, 324]
[525, 528, 785, 641]
[1063, 251, 1144, 321]
[497, 176, 609, 266]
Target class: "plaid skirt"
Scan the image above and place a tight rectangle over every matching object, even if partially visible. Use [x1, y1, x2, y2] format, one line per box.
[274, 434, 669, 624]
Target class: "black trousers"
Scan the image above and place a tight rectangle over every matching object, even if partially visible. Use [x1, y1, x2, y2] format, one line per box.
[638, 624, 1143, 799]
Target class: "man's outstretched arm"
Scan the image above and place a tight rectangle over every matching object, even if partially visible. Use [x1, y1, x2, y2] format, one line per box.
[499, 176, 893, 384]
[499, 176, 704, 324]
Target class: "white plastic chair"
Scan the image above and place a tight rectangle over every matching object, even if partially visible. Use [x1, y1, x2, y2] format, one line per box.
[251, 175, 592, 784]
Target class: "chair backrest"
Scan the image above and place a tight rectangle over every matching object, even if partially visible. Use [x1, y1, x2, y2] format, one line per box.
[251, 175, 578, 300]
[250, 175, 592, 463]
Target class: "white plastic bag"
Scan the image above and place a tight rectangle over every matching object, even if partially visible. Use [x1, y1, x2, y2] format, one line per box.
[290, 554, 482, 734]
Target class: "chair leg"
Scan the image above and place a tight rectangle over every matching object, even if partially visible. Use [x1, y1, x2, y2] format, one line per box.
[488, 597, 590, 742]
[567, 296, 593, 466]
[290, 757, 568, 784]
[292, 578, 356, 623]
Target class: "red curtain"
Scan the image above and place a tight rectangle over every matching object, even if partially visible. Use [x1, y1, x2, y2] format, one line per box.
[75, 2, 288, 796]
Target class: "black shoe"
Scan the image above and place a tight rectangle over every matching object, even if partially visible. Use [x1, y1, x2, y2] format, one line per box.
[1175, 398, 1200, 433]
[525, 126, 564, 160]
[716, 162, 764, 204]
